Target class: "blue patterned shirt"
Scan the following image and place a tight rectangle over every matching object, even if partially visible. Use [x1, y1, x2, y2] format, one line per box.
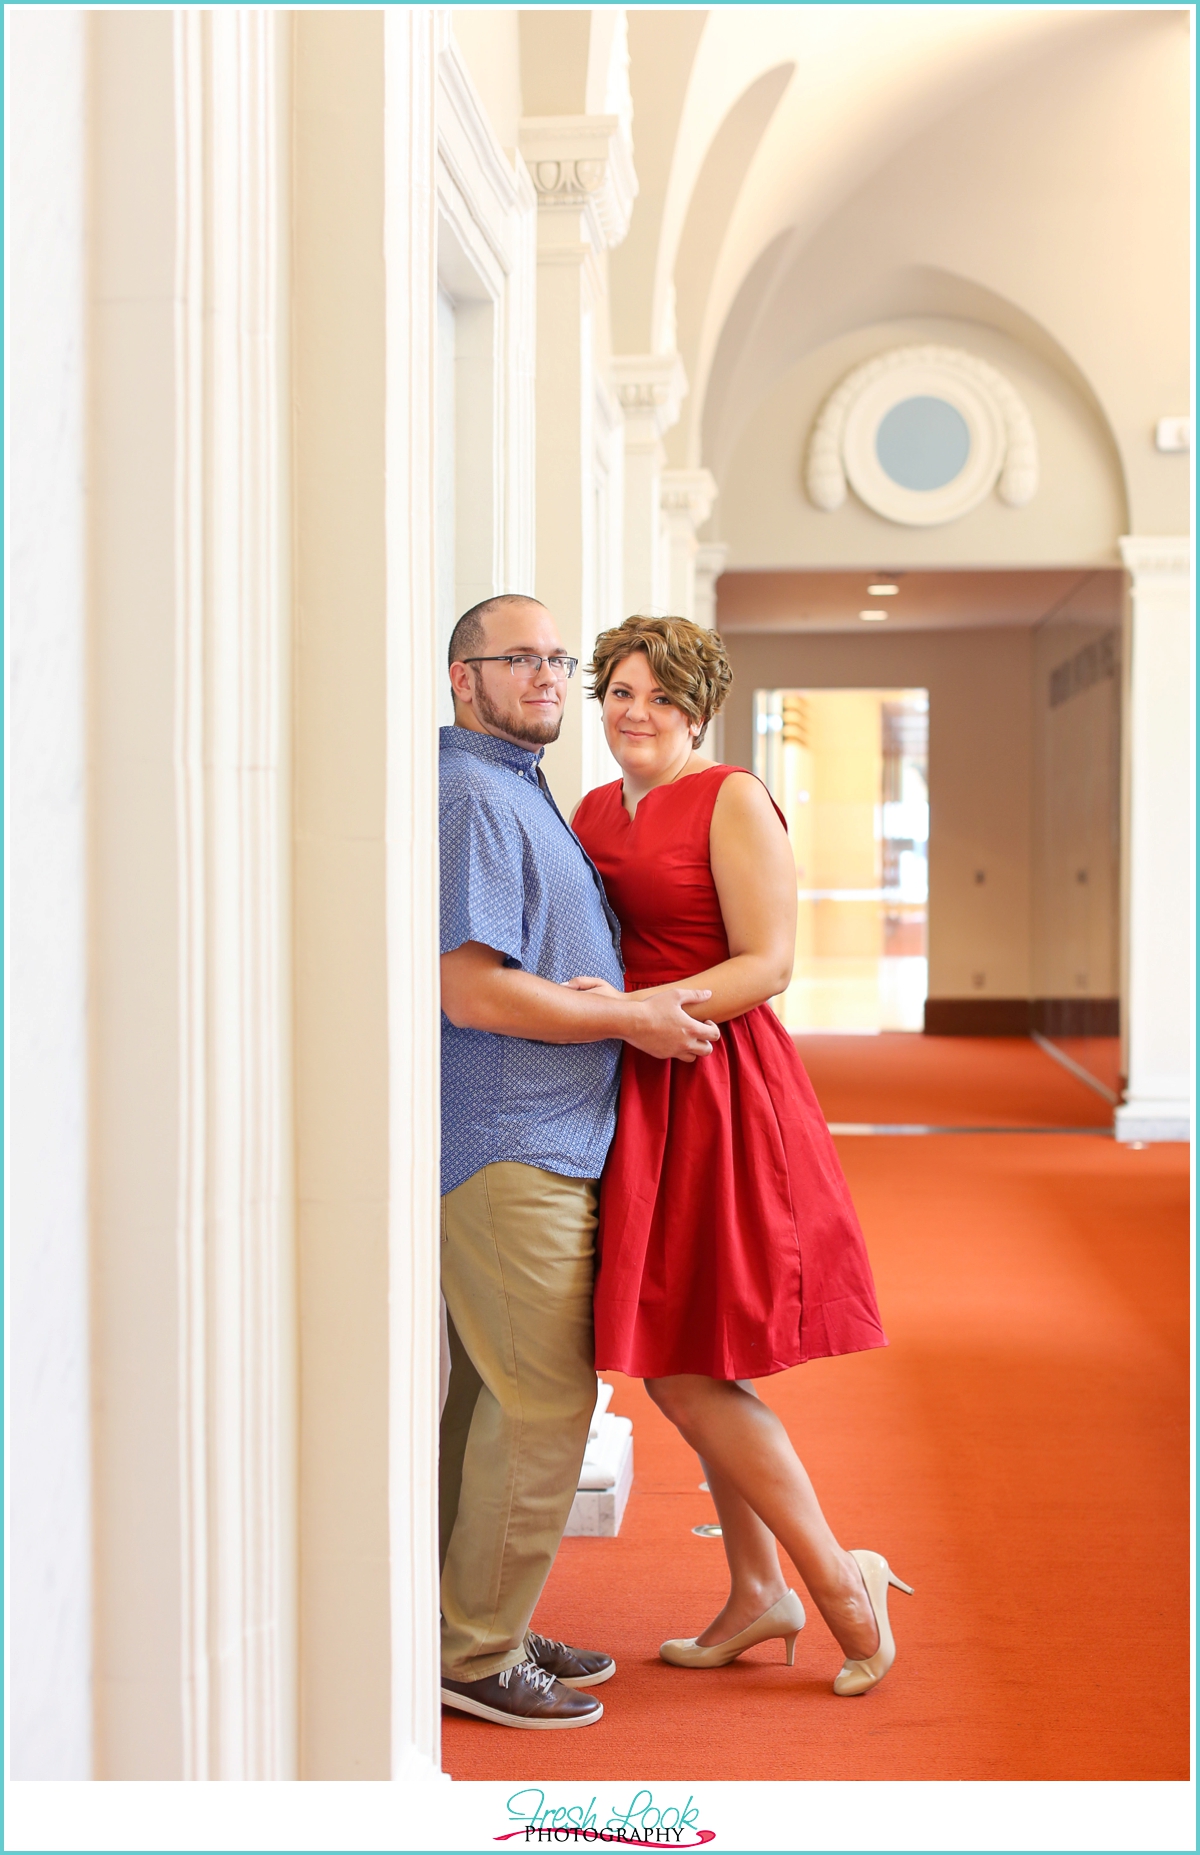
[439, 726, 625, 1194]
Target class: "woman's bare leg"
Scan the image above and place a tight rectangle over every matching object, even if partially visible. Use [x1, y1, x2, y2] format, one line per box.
[695, 1456, 788, 1645]
[646, 1374, 880, 1660]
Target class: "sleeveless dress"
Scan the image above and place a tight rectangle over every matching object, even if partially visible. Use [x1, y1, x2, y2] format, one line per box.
[573, 765, 887, 1380]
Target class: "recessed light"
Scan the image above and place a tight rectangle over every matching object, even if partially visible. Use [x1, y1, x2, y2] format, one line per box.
[859, 610, 888, 622]
[867, 583, 899, 596]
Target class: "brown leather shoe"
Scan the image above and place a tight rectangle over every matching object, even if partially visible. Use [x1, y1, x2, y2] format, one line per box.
[441, 1659, 603, 1730]
[526, 1630, 616, 1689]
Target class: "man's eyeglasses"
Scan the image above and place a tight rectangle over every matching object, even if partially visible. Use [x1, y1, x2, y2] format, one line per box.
[461, 654, 579, 680]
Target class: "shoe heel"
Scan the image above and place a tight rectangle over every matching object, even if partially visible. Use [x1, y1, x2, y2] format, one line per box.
[888, 1571, 914, 1596]
[783, 1630, 799, 1667]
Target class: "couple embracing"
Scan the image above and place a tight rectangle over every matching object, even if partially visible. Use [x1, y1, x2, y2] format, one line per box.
[438, 595, 910, 1733]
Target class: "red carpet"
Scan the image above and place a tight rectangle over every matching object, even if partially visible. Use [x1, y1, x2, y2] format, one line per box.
[442, 1040, 1188, 1781]
[791, 1032, 1114, 1127]
[1044, 1034, 1122, 1097]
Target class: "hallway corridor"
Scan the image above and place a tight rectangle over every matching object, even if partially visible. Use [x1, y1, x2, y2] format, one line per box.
[443, 1038, 1189, 1782]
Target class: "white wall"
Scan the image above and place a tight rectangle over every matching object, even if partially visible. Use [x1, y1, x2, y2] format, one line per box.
[8, 5, 92, 1780]
[87, 9, 185, 1776]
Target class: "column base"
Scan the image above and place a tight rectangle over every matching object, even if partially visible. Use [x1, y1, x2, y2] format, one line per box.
[1114, 1098, 1191, 1143]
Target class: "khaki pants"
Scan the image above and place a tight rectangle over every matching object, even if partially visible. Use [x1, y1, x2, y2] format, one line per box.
[439, 1162, 598, 1681]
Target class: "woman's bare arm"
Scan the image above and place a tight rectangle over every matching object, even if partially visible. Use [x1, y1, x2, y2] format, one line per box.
[632, 772, 795, 1023]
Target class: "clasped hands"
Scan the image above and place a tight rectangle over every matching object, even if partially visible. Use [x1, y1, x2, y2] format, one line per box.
[568, 974, 720, 1064]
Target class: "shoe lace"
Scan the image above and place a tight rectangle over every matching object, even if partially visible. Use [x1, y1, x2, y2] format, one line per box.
[526, 1631, 567, 1658]
[498, 1659, 557, 1697]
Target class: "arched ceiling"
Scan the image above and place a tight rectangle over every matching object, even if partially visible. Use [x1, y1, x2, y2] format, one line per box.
[652, 6, 1104, 393]
[616, 4, 1188, 536]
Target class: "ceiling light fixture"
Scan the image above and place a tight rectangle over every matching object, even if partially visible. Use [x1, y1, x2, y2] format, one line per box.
[867, 583, 899, 596]
[859, 609, 888, 622]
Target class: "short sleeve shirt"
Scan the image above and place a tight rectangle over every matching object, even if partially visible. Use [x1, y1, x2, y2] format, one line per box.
[439, 725, 625, 1194]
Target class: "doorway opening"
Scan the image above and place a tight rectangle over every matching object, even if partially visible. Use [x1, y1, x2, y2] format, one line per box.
[754, 687, 929, 1033]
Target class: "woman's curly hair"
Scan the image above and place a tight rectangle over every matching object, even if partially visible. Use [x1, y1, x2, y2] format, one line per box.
[588, 615, 733, 748]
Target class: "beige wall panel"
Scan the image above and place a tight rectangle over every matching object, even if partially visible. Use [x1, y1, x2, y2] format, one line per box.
[718, 316, 1126, 572]
[292, 9, 390, 1779]
[451, 8, 522, 148]
[1032, 621, 1121, 1001]
[88, 9, 183, 1777]
[724, 627, 1033, 999]
[293, 845, 389, 1207]
[294, 1201, 391, 1777]
[519, 9, 590, 115]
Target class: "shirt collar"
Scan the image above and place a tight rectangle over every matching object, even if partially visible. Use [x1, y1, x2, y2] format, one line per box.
[440, 724, 545, 782]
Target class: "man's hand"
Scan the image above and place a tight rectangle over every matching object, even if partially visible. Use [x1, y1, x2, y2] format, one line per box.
[624, 989, 721, 1063]
[569, 974, 719, 1062]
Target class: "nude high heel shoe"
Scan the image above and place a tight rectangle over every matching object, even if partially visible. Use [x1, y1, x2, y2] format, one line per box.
[659, 1589, 806, 1668]
[831, 1549, 913, 1696]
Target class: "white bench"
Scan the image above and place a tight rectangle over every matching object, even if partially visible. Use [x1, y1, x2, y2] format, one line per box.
[563, 1380, 634, 1537]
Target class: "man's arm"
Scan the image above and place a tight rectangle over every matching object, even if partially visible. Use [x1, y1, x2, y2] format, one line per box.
[441, 941, 720, 1063]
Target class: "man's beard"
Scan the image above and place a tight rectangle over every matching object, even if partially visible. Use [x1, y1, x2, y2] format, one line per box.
[473, 674, 563, 746]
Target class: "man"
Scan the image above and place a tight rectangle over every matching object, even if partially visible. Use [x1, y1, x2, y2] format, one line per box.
[438, 593, 719, 1730]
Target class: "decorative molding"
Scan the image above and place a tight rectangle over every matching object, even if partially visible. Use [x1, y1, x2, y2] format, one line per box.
[436, 36, 529, 278]
[173, 8, 295, 1780]
[1118, 535, 1191, 583]
[1153, 416, 1190, 454]
[693, 543, 729, 633]
[616, 359, 684, 617]
[805, 345, 1038, 527]
[383, 8, 446, 1782]
[517, 115, 637, 251]
[611, 352, 688, 440]
[661, 467, 718, 529]
[659, 471, 719, 624]
[436, 34, 537, 601]
[1114, 1099, 1191, 1142]
[696, 541, 730, 577]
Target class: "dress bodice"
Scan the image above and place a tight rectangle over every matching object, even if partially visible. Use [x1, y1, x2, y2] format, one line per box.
[573, 765, 743, 985]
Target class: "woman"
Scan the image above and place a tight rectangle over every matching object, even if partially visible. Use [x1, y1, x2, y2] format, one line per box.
[570, 614, 911, 1697]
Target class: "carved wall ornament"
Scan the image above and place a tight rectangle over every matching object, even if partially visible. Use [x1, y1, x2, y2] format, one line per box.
[804, 345, 1039, 527]
[660, 467, 717, 527]
[532, 157, 605, 198]
[610, 352, 688, 438]
[518, 116, 637, 251]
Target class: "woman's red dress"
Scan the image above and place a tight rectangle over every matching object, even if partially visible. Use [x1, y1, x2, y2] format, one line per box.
[573, 765, 886, 1380]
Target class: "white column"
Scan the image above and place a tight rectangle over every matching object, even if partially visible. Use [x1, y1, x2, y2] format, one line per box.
[383, 7, 446, 1781]
[1115, 536, 1192, 1142]
[611, 352, 686, 616]
[9, 6, 92, 1780]
[174, 8, 296, 1777]
[519, 114, 636, 814]
[660, 468, 718, 623]
[694, 542, 729, 633]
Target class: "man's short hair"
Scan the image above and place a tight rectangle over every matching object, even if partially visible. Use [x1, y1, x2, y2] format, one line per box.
[448, 594, 544, 670]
